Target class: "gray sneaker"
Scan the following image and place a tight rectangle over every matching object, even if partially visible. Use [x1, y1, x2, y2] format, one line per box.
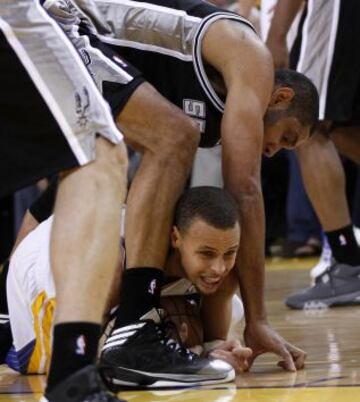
[285, 262, 360, 310]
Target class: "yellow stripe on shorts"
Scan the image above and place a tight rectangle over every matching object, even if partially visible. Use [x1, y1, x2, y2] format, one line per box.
[27, 292, 56, 374]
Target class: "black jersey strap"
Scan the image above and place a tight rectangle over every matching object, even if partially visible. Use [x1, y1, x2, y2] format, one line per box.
[192, 12, 257, 113]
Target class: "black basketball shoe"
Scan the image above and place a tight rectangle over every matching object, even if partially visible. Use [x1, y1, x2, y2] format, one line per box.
[40, 365, 126, 402]
[99, 309, 234, 389]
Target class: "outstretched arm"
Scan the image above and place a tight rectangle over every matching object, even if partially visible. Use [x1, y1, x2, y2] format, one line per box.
[202, 19, 306, 371]
[203, 19, 272, 328]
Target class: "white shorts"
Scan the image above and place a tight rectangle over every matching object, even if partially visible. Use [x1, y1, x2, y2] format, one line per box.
[6, 216, 55, 374]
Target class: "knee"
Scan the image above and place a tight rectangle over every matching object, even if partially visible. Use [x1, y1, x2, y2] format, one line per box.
[88, 139, 128, 194]
[159, 114, 200, 166]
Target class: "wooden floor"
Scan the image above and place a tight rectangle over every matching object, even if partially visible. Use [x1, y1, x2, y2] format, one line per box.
[1, 258, 360, 401]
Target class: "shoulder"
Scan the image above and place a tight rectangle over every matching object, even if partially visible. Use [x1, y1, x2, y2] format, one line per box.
[202, 18, 273, 92]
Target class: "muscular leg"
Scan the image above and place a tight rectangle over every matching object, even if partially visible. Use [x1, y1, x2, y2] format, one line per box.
[286, 125, 360, 309]
[117, 83, 200, 269]
[296, 123, 360, 266]
[296, 124, 350, 232]
[52, 138, 127, 323]
[111, 82, 199, 326]
[48, 138, 128, 388]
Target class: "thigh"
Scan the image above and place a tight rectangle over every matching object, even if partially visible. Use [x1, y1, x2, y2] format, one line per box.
[76, 35, 175, 153]
[77, 34, 196, 153]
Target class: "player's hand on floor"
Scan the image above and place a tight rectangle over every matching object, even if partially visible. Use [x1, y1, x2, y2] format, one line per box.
[208, 340, 253, 373]
[244, 321, 307, 372]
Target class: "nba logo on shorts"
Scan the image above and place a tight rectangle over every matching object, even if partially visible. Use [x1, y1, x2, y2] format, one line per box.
[339, 234, 347, 246]
[75, 335, 87, 355]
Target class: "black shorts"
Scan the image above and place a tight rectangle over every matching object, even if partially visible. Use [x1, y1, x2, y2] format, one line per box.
[290, 0, 360, 125]
[85, 32, 145, 120]
[0, 28, 143, 199]
[0, 30, 79, 199]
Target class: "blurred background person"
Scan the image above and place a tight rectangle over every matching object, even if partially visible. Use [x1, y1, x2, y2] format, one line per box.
[267, 0, 360, 309]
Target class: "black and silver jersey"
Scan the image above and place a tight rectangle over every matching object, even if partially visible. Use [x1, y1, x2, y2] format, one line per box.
[96, 0, 256, 147]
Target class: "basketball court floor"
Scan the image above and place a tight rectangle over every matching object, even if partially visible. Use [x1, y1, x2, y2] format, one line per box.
[1, 258, 359, 402]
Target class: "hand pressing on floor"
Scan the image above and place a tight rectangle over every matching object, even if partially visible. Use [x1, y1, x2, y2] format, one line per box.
[206, 340, 253, 373]
[244, 321, 307, 371]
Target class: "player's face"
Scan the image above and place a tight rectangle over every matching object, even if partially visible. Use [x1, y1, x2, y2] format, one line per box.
[263, 86, 310, 157]
[263, 113, 310, 157]
[172, 219, 240, 294]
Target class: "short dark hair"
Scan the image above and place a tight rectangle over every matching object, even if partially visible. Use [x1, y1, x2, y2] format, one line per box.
[174, 186, 240, 233]
[275, 69, 319, 133]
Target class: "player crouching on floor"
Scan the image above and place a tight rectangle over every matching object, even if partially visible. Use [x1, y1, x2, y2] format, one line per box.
[3, 186, 251, 376]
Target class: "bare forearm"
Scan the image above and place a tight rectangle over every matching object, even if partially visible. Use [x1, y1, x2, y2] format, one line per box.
[267, 0, 304, 40]
[234, 192, 267, 323]
[201, 273, 237, 341]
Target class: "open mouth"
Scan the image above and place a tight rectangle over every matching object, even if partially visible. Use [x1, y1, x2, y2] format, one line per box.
[199, 275, 222, 290]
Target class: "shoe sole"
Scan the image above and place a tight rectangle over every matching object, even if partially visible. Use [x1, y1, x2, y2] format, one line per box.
[106, 366, 235, 389]
[286, 289, 360, 310]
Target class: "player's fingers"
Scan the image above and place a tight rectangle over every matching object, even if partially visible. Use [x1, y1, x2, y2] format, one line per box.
[209, 350, 230, 362]
[243, 354, 254, 371]
[220, 340, 239, 351]
[233, 348, 252, 372]
[243, 348, 264, 372]
[286, 344, 307, 370]
[232, 347, 253, 360]
[277, 347, 296, 372]
[190, 345, 204, 356]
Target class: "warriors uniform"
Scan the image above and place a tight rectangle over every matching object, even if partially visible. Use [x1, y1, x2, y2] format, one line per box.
[6, 215, 243, 374]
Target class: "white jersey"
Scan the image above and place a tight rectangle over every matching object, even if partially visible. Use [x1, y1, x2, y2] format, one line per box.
[6, 214, 243, 374]
[6, 216, 55, 374]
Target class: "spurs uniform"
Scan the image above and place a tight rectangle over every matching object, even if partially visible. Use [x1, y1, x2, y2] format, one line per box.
[46, 0, 256, 148]
[0, 0, 143, 198]
[96, 0, 256, 147]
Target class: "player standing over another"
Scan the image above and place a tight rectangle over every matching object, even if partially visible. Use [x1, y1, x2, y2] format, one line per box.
[5, 0, 316, 382]
[82, 0, 315, 375]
